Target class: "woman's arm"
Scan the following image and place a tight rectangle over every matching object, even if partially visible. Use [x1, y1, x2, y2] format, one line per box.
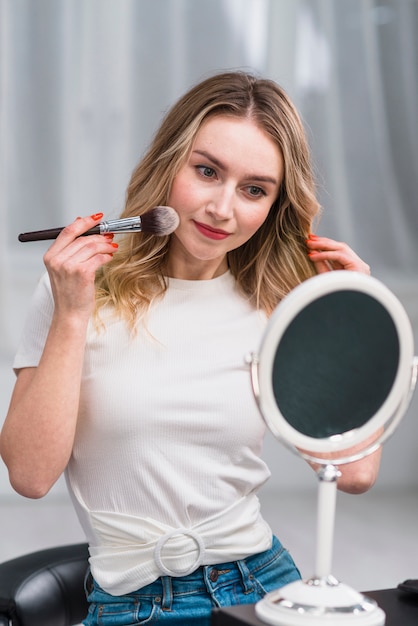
[336, 446, 382, 494]
[0, 214, 116, 498]
[306, 433, 383, 495]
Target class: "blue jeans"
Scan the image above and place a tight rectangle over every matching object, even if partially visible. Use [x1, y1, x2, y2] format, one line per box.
[83, 535, 301, 625]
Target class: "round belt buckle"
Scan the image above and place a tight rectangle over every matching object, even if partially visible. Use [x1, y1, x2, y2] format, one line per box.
[154, 528, 205, 576]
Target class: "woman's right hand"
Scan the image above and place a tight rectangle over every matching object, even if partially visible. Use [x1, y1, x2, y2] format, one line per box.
[44, 213, 118, 321]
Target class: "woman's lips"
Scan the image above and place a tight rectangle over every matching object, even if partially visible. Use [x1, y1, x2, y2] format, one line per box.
[194, 220, 231, 240]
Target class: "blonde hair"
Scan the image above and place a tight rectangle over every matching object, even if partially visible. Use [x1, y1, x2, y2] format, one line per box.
[95, 71, 320, 326]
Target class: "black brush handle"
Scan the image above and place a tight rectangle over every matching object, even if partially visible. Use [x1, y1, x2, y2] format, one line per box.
[18, 226, 101, 242]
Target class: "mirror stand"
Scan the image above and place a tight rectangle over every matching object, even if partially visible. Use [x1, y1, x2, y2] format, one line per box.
[255, 464, 386, 625]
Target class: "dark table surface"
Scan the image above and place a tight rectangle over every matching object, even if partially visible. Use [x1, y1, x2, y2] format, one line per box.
[211, 587, 418, 625]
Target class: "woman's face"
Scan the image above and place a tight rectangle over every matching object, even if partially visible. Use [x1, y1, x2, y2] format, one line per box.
[166, 115, 284, 279]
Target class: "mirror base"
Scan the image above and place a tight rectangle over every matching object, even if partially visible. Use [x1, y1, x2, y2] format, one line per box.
[255, 578, 385, 625]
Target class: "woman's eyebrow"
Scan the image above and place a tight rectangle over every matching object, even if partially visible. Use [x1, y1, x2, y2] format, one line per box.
[192, 149, 279, 186]
[193, 149, 225, 170]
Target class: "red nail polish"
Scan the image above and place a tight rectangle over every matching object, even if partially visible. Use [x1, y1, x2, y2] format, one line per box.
[91, 212, 104, 221]
[111, 242, 119, 249]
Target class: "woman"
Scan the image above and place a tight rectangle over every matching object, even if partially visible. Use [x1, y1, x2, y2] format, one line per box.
[0, 71, 378, 625]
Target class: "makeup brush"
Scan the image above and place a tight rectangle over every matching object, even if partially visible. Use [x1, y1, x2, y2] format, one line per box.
[18, 206, 180, 242]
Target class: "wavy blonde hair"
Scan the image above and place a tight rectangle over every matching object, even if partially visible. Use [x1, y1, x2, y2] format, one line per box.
[95, 71, 320, 326]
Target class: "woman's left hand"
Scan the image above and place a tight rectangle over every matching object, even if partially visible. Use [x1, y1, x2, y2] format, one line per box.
[306, 234, 370, 275]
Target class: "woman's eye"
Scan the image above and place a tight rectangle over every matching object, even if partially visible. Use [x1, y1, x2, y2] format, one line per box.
[248, 185, 265, 197]
[197, 165, 216, 178]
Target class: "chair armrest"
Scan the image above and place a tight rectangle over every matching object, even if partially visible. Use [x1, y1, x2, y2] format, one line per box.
[0, 543, 89, 626]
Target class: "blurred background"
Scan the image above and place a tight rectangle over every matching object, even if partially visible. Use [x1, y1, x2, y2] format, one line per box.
[1, 0, 417, 593]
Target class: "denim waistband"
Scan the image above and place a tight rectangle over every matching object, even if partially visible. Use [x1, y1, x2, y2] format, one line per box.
[85, 534, 302, 622]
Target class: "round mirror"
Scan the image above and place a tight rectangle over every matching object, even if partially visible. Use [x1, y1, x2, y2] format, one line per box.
[251, 271, 417, 626]
[251, 271, 416, 463]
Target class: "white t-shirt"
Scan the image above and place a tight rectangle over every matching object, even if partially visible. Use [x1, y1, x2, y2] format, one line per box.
[13, 270, 273, 595]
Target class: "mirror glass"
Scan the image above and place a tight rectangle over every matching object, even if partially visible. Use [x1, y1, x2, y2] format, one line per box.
[272, 290, 399, 439]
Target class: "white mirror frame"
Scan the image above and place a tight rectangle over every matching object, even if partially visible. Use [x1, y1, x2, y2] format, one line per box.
[250, 271, 416, 464]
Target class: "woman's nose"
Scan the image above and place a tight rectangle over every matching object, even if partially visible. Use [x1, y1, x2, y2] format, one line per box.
[205, 188, 235, 220]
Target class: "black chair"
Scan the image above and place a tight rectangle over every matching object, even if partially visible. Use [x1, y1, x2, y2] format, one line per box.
[0, 543, 89, 626]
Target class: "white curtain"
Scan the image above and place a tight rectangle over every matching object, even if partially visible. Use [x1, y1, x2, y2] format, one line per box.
[1, 0, 417, 490]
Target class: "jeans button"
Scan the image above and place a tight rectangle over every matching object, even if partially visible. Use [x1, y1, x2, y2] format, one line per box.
[209, 568, 219, 582]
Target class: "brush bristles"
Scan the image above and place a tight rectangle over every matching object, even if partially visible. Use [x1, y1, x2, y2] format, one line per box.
[140, 206, 180, 236]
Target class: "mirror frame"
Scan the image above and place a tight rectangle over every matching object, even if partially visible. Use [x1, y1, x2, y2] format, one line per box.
[251, 271, 416, 464]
